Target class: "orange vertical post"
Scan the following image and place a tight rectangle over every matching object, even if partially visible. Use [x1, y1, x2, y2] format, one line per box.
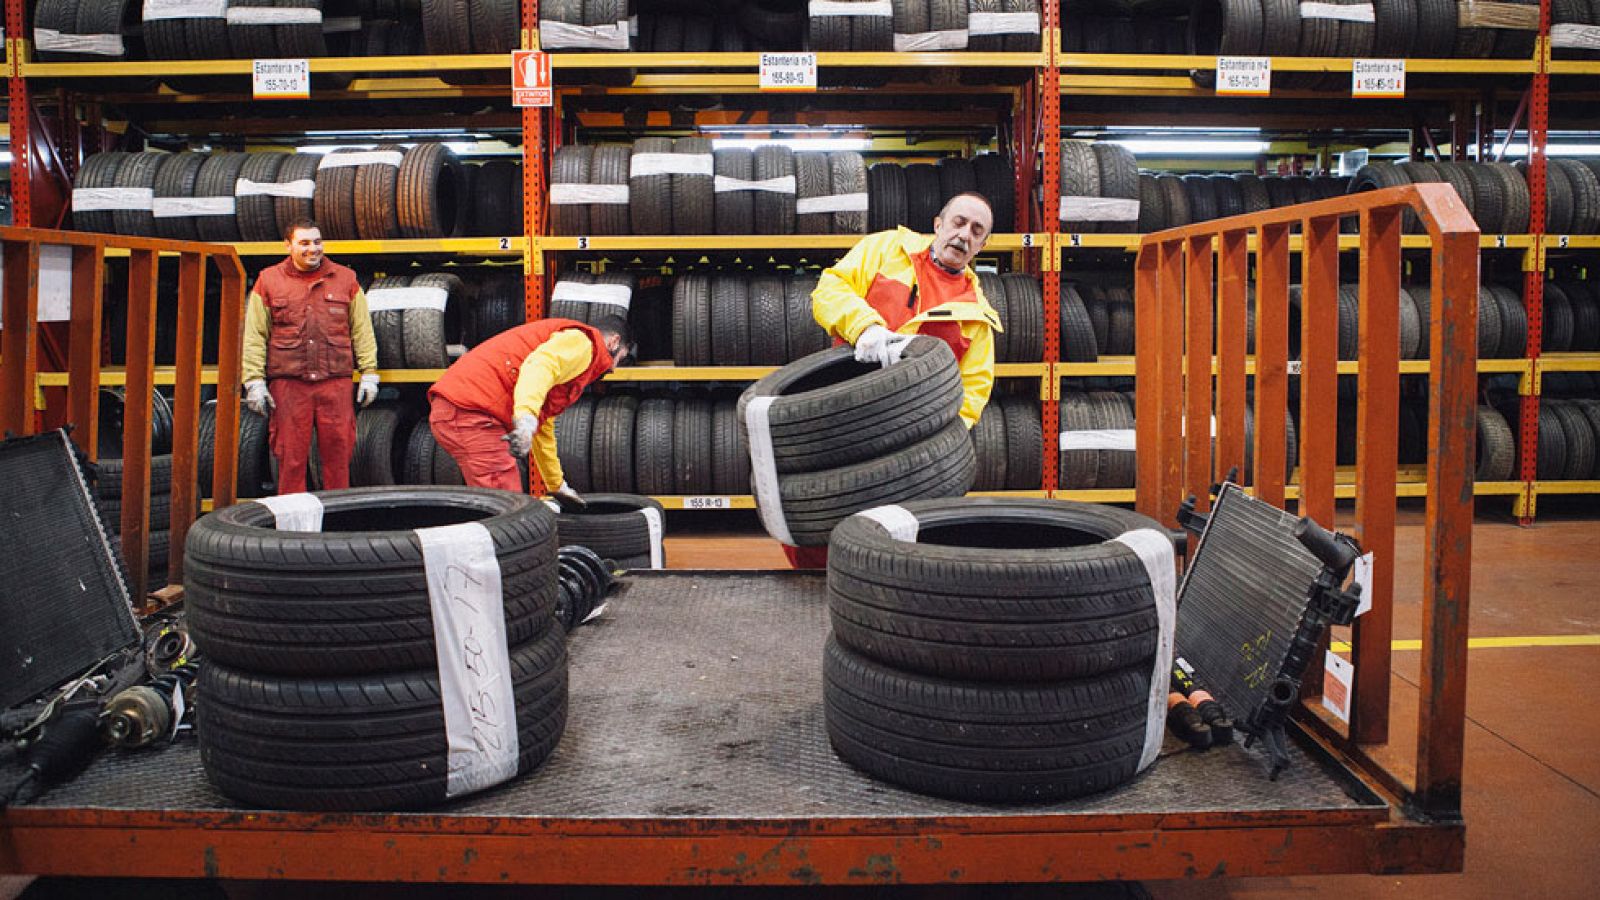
[66, 244, 107, 459]
[1254, 223, 1291, 507]
[1516, 3, 1551, 523]
[523, 0, 548, 322]
[1183, 236, 1214, 507]
[212, 259, 246, 510]
[167, 252, 207, 582]
[1298, 217, 1340, 528]
[0, 240, 42, 436]
[1133, 244, 1163, 520]
[121, 250, 160, 600]
[1039, 0, 1061, 495]
[1216, 229, 1249, 482]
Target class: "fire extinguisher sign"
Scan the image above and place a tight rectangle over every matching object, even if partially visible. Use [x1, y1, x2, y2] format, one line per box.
[512, 50, 553, 108]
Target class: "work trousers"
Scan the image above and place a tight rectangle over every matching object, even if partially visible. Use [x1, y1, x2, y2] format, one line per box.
[429, 394, 524, 492]
[268, 376, 355, 494]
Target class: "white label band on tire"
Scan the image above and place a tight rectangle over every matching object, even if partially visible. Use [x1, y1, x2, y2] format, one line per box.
[743, 396, 794, 547]
[538, 19, 629, 50]
[317, 150, 404, 170]
[795, 192, 869, 215]
[1298, 1, 1376, 22]
[235, 178, 316, 198]
[254, 493, 324, 532]
[366, 286, 451, 312]
[892, 29, 969, 51]
[322, 15, 362, 32]
[1060, 429, 1137, 451]
[1110, 528, 1177, 773]
[858, 504, 919, 542]
[33, 29, 125, 55]
[967, 11, 1040, 35]
[551, 281, 632, 309]
[639, 506, 665, 569]
[143, 0, 227, 21]
[629, 153, 715, 178]
[416, 521, 519, 798]
[713, 175, 798, 194]
[152, 196, 237, 217]
[1059, 196, 1141, 220]
[1551, 23, 1600, 49]
[226, 7, 323, 24]
[549, 183, 630, 205]
[71, 187, 153, 212]
[809, 1, 893, 16]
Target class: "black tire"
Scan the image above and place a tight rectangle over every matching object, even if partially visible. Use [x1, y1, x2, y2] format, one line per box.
[1550, 400, 1596, 480]
[1104, 286, 1136, 355]
[795, 152, 832, 234]
[1001, 274, 1044, 362]
[351, 403, 405, 487]
[1487, 163, 1531, 234]
[1371, 0, 1416, 58]
[712, 395, 752, 495]
[830, 152, 869, 234]
[1336, 284, 1361, 361]
[198, 400, 272, 499]
[738, 339, 964, 475]
[1534, 404, 1568, 481]
[235, 151, 289, 243]
[550, 145, 592, 236]
[191, 152, 249, 243]
[1543, 282, 1576, 352]
[823, 636, 1147, 803]
[904, 163, 944, 230]
[786, 272, 829, 361]
[970, 401, 1008, 491]
[1136, 174, 1165, 233]
[979, 274, 1011, 363]
[468, 0, 519, 52]
[272, 153, 321, 241]
[556, 493, 665, 565]
[110, 151, 163, 237]
[709, 275, 752, 366]
[1566, 281, 1600, 350]
[1491, 284, 1528, 359]
[1554, 158, 1600, 234]
[402, 273, 461, 369]
[1574, 400, 1600, 478]
[1189, 0, 1263, 87]
[672, 274, 713, 367]
[672, 137, 715, 236]
[1060, 393, 1100, 488]
[398, 143, 463, 239]
[199, 623, 566, 812]
[401, 416, 436, 485]
[1001, 395, 1042, 489]
[713, 148, 756, 236]
[72, 152, 130, 234]
[633, 396, 676, 496]
[868, 162, 909, 233]
[314, 149, 363, 241]
[748, 276, 790, 366]
[828, 497, 1165, 681]
[672, 395, 713, 495]
[1090, 391, 1137, 488]
[1209, 174, 1244, 220]
[1232, 173, 1270, 214]
[590, 393, 639, 493]
[553, 396, 596, 493]
[1182, 174, 1219, 223]
[151, 152, 207, 242]
[972, 154, 1016, 233]
[1091, 143, 1139, 233]
[1412, 0, 1456, 57]
[630, 137, 675, 235]
[1060, 283, 1099, 363]
[776, 418, 977, 546]
[368, 275, 412, 370]
[1059, 141, 1102, 233]
[1156, 174, 1192, 227]
[1458, 162, 1505, 234]
[185, 486, 559, 676]
[753, 145, 796, 235]
[587, 145, 630, 236]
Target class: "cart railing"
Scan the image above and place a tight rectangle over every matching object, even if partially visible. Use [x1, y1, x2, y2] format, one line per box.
[0, 226, 247, 600]
[1133, 184, 1478, 823]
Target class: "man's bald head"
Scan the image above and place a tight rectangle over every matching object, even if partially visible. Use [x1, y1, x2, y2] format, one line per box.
[930, 193, 993, 271]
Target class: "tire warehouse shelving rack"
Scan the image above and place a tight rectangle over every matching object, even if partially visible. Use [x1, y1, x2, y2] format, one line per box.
[0, 0, 1532, 883]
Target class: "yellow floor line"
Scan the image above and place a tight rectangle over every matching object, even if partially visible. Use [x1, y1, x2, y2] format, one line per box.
[1331, 635, 1600, 652]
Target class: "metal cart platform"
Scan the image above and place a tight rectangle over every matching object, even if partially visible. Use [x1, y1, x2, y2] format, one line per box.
[1, 571, 1454, 885]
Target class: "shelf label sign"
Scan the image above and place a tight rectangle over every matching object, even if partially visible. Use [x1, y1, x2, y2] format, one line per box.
[252, 59, 310, 99]
[1352, 59, 1404, 98]
[512, 50, 553, 107]
[1215, 56, 1270, 95]
[760, 53, 818, 92]
[683, 496, 732, 510]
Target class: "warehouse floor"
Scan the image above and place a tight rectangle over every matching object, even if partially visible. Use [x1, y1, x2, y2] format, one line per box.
[3, 503, 1596, 899]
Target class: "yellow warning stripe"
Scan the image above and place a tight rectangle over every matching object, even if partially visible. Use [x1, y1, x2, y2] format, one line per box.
[1331, 635, 1600, 652]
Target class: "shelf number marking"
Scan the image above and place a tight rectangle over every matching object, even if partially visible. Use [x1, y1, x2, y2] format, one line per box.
[1021, 233, 1034, 248]
[683, 496, 732, 510]
[760, 53, 817, 92]
[498, 237, 512, 250]
[1351, 59, 1405, 99]
[576, 236, 590, 250]
[1069, 233, 1082, 247]
[252, 59, 309, 100]
[1558, 235, 1570, 248]
[1495, 235, 1508, 248]
[1215, 56, 1271, 96]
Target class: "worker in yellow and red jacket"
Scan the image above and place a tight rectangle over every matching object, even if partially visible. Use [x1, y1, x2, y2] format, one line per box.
[792, 192, 1002, 566]
[427, 315, 631, 501]
[242, 218, 380, 494]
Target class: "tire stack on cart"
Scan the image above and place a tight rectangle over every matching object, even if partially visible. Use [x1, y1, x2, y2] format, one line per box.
[188, 487, 569, 810]
[823, 498, 1172, 800]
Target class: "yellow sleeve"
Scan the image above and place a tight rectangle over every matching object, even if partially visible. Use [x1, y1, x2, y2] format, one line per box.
[241, 290, 270, 383]
[512, 329, 595, 421]
[957, 320, 996, 429]
[812, 231, 895, 344]
[530, 418, 563, 491]
[348, 288, 378, 374]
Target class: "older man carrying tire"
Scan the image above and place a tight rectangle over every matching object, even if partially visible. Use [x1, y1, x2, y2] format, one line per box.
[788, 191, 1002, 566]
[241, 218, 380, 494]
[428, 315, 632, 501]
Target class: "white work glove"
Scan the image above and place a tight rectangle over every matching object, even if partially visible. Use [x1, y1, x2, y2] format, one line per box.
[504, 414, 538, 458]
[853, 324, 913, 368]
[553, 481, 587, 510]
[244, 379, 274, 416]
[356, 373, 380, 408]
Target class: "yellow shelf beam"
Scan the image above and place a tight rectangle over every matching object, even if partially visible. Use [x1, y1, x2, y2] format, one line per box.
[534, 234, 1038, 251]
[101, 238, 522, 258]
[1059, 54, 1536, 74]
[20, 54, 511, 77]
[1531, 480, 1600, 496]
[1537, 353, 1600, 373]
[547, 51, 1043, 68]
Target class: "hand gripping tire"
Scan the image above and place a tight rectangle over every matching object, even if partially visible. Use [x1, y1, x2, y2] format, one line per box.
[185, 486, 560, 677]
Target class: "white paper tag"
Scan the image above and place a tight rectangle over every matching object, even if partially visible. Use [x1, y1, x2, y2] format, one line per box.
[795, 192, 869, 215]
[1060, 429, 1137, 451]
[366, 286, 451, 312]
[227, 7, 322, 24]
[858, 504, 920, 542]
[1111, 528, 1177, 773]
[255, 493, 325, 532]
[538, 19, 629, 50]
[1550, 23, 1600, 49]
[1286, 359, 1303, 375]
[1352, 59, 1404, 98]
[1059, 196, 1141, 221]
[152, 196, 236, 217]
[417, 521, 519, 798]
[1299, 1, 1376, 21]
[235, 177, 316, 199]
[317, 150, 404, 170]
[71, 187, 153, 212]
[551, 280, 632, 309]
[549, 183, 630, 205]
[1216, 56, 1271, 96]
[714, 175, 798, 194]
[639, 506, 665, 569]
[168, 681, 186, 740]
[809, 1, 893, 16]
[967, 11, 1040, 35]
[629, 153, 715, 178]
[1322, 650, 1354, 723]
[892, 29, 969, 51]
[143, 0, 227, 21]
[0, 245, 75, 325]
[253, 59, 310, 99]
[760, 52, 817, 92]
[33, 29, 126, 55]
[1352, 551, 1374, 617]
[743, 396, 794, 546]
[683, 495, 732, 510]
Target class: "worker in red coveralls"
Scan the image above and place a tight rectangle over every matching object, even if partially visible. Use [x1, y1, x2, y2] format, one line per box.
[789, 192, 1002, 567]
[241, 219, 380, 494]
[428, 315, 631, 502]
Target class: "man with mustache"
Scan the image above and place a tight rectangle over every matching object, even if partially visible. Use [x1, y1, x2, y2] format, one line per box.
[788, 191, 1002, 566]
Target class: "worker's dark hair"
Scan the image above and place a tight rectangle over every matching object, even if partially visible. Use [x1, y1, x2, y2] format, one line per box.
[937, 192, 993, 221]
[591, 314, 633, 351]
[283, 217, 321, 242]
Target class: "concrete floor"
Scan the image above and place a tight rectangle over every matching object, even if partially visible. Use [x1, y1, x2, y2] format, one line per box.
[3, 505, 1596, 898]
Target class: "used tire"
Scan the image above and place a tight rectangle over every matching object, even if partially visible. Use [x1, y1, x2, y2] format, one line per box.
[555, 493, 665, 567]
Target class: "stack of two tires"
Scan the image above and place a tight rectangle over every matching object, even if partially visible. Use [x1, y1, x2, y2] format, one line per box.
[737, 337, 978, 549]
[185, 487, 568, 811]
[824, 498, 1168, 801]
[555, 493, 667, 571]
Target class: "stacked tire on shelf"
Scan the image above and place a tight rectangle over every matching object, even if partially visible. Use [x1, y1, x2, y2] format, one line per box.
[738, 339, 978, 547]
[95, 454, 177, 586]
[669, 271, 831, 366]
[186, 487, 568, 810]
[968, 394, 1045, 491]
[551, 392, 753, 498]
[1349, 159, 1600, 236]
[868, 155, 1018, 234]
[823, 498, 1165, 801]
[1060, 141, 1140, 232]
[1135, 172, 1349, 233]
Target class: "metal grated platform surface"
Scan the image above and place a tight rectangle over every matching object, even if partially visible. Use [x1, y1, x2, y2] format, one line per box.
[10, 572, 1382, 819]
